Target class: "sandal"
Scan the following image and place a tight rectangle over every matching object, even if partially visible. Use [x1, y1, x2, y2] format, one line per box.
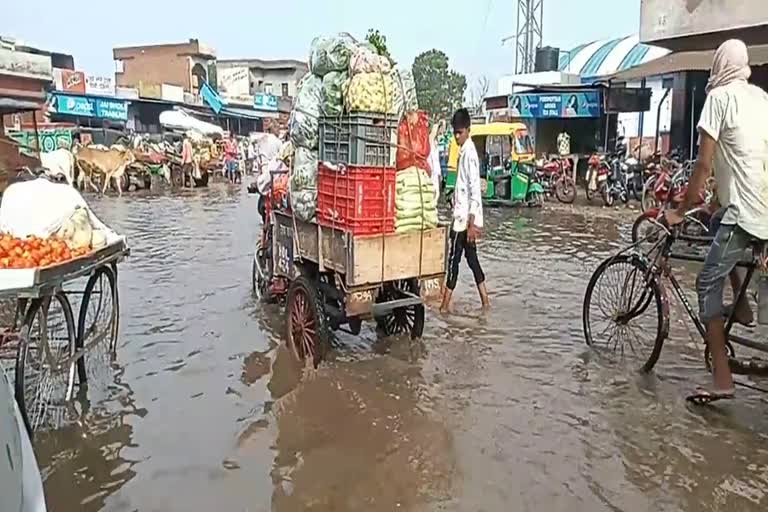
[686, 387, 735, 405]
[723, 303, 755, 328]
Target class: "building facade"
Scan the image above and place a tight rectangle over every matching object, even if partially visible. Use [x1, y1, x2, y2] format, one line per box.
[113, 39, 216, 95]
[216, 59, 307, 99]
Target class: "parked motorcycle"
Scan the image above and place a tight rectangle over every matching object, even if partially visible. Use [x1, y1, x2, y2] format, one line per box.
[599, 155, 629, 207]
[537, 157, 576, 204]
[621, 156, 644, 201]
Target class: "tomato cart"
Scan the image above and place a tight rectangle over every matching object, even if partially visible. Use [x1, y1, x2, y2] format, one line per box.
[0, 238, 128, 435]
[254, 207, 446, 367]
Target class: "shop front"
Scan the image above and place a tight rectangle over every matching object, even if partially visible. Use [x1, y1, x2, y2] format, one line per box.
[48, 92, 129, 128]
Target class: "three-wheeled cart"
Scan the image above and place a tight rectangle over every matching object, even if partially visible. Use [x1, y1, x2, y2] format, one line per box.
[0, 240, 128, 435]
[254, 211, 446, 367]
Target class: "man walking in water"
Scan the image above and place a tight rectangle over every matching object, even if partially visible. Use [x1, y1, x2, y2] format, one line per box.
[666, 39, 768, 404]
[440, 108, 490, 312]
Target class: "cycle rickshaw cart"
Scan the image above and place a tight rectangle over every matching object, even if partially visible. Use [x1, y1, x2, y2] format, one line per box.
[254, 194, 447, 368]
[0, 239, 129, 435]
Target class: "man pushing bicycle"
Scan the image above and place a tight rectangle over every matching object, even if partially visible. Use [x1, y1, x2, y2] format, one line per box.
[666, 40, 768, 404]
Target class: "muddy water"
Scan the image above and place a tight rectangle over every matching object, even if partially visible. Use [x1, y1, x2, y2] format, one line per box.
[34, 187, 768, 512]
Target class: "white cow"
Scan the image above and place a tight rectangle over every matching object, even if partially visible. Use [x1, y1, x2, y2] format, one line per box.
[40, 148, 76, 186]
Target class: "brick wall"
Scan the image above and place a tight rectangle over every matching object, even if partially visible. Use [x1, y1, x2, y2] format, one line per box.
[115, 44, 191, 91]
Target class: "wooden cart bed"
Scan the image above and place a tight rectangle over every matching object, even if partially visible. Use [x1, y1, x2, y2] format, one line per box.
[273, 212, 446, 287]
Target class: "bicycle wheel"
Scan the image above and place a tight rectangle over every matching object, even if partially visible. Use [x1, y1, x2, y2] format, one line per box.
[641, 177, 659, 212]
[76, 266, 119, 386]
[583, 254, 667, 372]
[15, 293, 77, 434]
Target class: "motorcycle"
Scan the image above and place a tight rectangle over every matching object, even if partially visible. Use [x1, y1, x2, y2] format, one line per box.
[622, 156, 644, 201]
[585, 153, 604, 203]
[537, 157, 576, 204]
[599, 155, 629, 207]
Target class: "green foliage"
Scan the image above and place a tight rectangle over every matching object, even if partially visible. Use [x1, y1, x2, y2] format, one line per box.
[365, 29, 392, 61]
[412, 50, 467, 123]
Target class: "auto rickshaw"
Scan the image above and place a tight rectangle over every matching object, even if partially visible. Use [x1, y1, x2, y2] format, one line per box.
[445, 122, 542, 207]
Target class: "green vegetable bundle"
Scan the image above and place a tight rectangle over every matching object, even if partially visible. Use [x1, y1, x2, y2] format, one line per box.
[395, 167, 437, 233]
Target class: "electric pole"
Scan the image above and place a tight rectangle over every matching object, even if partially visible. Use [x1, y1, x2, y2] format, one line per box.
[515, 0, 543, 74]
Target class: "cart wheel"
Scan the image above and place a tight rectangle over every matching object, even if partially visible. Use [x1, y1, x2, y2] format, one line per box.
[15, 293, 77, 435]
[376, 279, 425, 339]
[76, 266, 119, 386]
[286, 276, 331, 368]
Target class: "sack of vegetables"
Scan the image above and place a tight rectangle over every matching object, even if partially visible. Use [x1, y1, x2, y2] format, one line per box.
[345, 72, 395, 114]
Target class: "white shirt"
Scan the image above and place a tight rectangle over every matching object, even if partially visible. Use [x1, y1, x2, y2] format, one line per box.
[453, 137, 483, 232]
[428, 139, 441, 203]
[698, 81, 768, 240]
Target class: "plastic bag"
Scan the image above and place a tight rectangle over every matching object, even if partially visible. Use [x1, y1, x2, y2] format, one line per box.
[321, 71, 348, 117]
[291, 189, 317, 222]
[289, 74, 323, 149]
[349, 45, 392, 75]
[309, 34, 356, 77]
[391, 68, 418, 117]
[396, 111, 431, 172]
[345, 72, 395, 113]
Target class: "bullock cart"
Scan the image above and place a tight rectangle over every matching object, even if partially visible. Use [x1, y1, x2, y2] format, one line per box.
[0, 239, 129, 436]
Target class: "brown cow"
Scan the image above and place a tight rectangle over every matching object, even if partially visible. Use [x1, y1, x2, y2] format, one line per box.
[74, 146, 136, 196]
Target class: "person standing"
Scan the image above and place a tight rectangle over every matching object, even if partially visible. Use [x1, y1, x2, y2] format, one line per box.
[666, 39, 768, 404]
[224, 133, 238, 183]
[181, 135, 195, 188]
[440, 108, 490, 312]
[428, 120, 446, 203]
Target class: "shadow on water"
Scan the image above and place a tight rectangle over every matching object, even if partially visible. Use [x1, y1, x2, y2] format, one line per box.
[34, 189, 768, 511]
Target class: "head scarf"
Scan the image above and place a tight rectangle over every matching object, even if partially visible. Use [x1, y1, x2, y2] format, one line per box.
[706, 39, 751, 94]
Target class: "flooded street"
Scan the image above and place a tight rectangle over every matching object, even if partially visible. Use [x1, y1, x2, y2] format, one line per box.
[35, 186, 768, 512]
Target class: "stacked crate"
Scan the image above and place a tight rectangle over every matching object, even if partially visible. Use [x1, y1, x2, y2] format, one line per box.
[317, 113, 399, 235]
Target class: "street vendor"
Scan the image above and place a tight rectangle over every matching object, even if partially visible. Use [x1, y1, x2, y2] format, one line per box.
[440, 108, 490, 313]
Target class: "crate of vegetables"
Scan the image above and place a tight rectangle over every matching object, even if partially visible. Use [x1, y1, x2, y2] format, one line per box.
[319, 113, 399, 168]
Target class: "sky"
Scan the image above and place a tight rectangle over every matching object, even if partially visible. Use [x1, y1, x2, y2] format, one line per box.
[3, 0, 641, 94]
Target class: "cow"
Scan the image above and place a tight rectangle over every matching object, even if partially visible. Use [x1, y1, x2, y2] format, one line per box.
[40, 148, 76, 186]
[73, 146, 136, 196]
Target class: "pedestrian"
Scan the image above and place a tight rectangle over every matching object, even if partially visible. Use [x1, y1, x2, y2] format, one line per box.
[181, 135, 194, 188]
[224, 133, 238, 183]
[428, 120, 446, 204]
[665, 39, 768, 404]
[440, 108, 490, 313]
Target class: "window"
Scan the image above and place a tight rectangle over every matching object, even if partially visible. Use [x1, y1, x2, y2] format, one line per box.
[115, 59, 124, 73]
[281, 83, 289, 97]
[264, 83, 273, 95]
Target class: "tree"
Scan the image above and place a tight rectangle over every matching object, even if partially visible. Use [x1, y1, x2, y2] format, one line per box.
[365, 29, 392, 62]
[412, 50, 467, 122]
[468, 76, 490, 117]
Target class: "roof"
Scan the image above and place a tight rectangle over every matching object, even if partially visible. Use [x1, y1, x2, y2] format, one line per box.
[216, 58, 307, 71]
[608, 43, 768, 82]
[558, 35, 669, 78]
[470, 122, 528, 136]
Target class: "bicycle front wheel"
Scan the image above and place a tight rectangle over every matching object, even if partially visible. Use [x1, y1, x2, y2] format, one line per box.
[583, 254, 667, 372]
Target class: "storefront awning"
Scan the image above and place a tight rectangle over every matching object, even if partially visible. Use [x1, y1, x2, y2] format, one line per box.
[0, 97, 43, 114]
[221, 106, 278, 120]
[608, 44, 768, 82]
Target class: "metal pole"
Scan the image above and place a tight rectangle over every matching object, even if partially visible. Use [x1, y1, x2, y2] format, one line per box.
[655, 88, 671, 154]
[604, 113, 611, 152]
[689, 85, 696, 159]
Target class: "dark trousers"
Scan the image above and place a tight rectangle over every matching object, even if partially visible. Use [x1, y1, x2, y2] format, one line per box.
[446, 229, 485, 291]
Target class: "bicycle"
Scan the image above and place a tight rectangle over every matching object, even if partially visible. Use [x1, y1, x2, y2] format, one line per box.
[583, 211, 768, 377]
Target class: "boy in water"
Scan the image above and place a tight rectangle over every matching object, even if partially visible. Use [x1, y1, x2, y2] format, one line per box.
[440, 108, 490, 312]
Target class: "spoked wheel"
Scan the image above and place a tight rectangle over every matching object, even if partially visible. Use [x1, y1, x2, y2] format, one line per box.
[253, 238, 275, 303]
[375, 279, 425, 339]
[554, 177, 577, 204]
[76, 266, 119, 388]
[631, 211, 666, 254]
[641, 177, 660, 212]
[602, 184, 615, 207]
[15, 293, 77, 435]
[583, 254, 667, 372]
[286, 276, 331, 368]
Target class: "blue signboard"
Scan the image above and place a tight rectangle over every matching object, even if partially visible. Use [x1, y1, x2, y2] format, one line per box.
[254, 93, 278, 111]
[55, 94, 96, 117]
[51, 93, 128, 121]
[201, 81, 225, 114]
[508, 91, 601, 119]
[95, 98, 128, 121]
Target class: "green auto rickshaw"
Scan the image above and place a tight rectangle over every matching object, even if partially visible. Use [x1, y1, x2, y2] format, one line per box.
[445, 122, 542, 207]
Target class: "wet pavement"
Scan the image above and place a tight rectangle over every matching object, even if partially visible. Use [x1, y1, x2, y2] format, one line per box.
[34, 186, 768, 511]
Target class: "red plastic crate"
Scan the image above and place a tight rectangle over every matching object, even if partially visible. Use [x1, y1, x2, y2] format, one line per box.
[317, 163, 396, 235]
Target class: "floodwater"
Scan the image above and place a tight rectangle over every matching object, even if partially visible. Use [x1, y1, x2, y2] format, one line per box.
[34, 186, 768, 512]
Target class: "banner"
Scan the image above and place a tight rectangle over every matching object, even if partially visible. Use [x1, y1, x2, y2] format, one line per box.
[95, 98, 128, 121]
[254, 93, 278, 111]
[50, 93, 128, 121]
[508, 91, 601, 119]
[201, 81, 225, 114]
[86, 75, 115, 96]
[54, 69, 87, 94]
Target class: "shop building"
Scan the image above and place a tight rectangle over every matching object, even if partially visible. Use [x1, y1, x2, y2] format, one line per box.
[217, 58, 307, 99]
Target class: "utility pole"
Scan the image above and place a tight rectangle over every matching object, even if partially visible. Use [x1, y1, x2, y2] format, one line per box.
[515, 0, 543, 74]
